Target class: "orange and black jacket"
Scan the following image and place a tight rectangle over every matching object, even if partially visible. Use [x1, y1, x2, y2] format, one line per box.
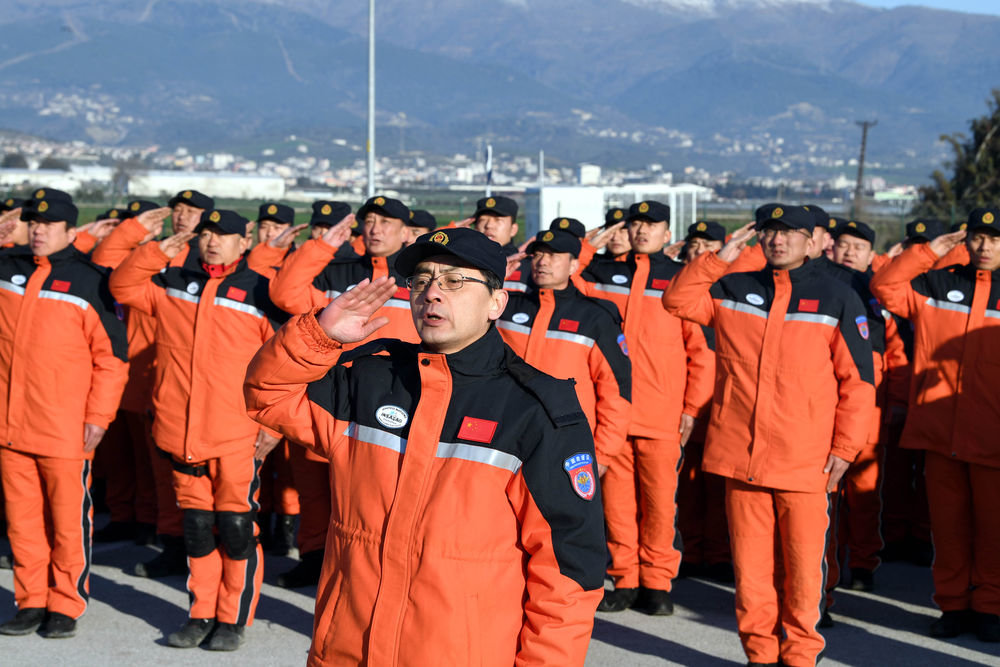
[870, 243, 1000, 468]
[245, 319, 605, 666]
[110, 242, 287, 464]
[577, 251, 714, 441]
[498, 284, 631, 464]
[0, 245, 128, 460]
[268, 238, 419, 344]
[663, 252, 876, 492]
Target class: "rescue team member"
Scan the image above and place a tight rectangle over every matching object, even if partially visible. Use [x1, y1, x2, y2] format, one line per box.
[496, 228, 631, 469]
[674, 221, 731, 582]
[406, 209, 437, 244]
[92, 190, 214, 579]
[595, 207, 630, 261]
[823, 221, 910, 622]
[110, 209, 287, 651]
[92, 200, 164, 546]
[247, 202, 300, 558]
[245, 226, 606, 666]
[870, 208, 1000, 643]
[663, 205, 875, 667]
[0, 195, 129, 638]
[579, 201, 714, 615]
[269, 195, 420, 345]
[473, 195, 531, 291]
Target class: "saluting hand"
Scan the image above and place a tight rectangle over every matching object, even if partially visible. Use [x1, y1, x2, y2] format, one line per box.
[253, 430, 282, 461]
[717, 222, 756, 263]
[316, 276, 397, 344]
[928, 229, 967, 258]
[663, 241, 685, 260]
[823, 453, 851, 493]
[83, 423, 107, 453]
[885, 241, 904, 259]
[269, 223, 309, 249]
[80, 218, 118, 243]
[0, 213, 19, 246]
[158, 231, 196, 259]
[320, 214, 354, 249]
[136, 207, 172, 243]
[586, 221, 624, 250]
[453, 217, 475, 229]
[505, 252, 527, 279]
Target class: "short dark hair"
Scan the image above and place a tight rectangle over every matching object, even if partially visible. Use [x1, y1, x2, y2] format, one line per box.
[482, 270, 502, 292]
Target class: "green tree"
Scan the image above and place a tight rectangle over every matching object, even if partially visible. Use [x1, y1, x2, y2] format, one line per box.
[915, 88, 1000, 222]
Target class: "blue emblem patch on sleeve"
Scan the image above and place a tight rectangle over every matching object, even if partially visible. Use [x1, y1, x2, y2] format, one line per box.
[563, 452, 596, 500]
[855, 315, 869, 340]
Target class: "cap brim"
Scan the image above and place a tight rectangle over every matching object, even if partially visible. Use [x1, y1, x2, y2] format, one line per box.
[395, 243, 491, 279]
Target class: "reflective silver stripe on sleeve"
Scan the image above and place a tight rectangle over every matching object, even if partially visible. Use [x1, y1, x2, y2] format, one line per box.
[497, 320, 532, 335]
[325, 290, 342, 300]
[344, 422, 407, 454]
[643, 289, 664, 298]
[590, 283, 630, 295]
[213, 297, 265, 318]
[503, 281, 528, 291]
[436, 441, 522, 473]
[38, 290, 90, 311]
[784, 313, 839, 328]
[719, 299, 768, 319]
[545, 330, 596, 348]
[925, 298, 971, 314]
[984, 309, 1000, 320]
[383, 298, 411, 310]
[165, 287, 200, 304]
[0, 280, 25, 295]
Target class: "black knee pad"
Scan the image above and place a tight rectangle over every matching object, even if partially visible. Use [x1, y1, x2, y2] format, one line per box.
[216, 511, 256, 560]
[182, 509, 217, 558]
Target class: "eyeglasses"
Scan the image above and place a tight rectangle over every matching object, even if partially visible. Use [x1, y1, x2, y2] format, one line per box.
[405, 273, 490, 292]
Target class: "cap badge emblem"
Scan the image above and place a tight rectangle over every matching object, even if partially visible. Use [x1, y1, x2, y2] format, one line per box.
[38, 201, 49, 212]
[35, 189, 46, 199]
[559, 219, 569, 228]
[267, 204, 278, 215]
[209, 211, 221, 222]
[696, 222, 707, 231]
[984, 212, 995, 224]
[772, 207, 784, 219]
[109, 210, 119, 218]
[915, 222, 926, 233]
[614, 210, 623, 220]
[542, 231, 554, 242]
[430, 231, 449, 245]
[130, 202, 141, 211]
[182, 191, 192, 199]
[321, 204, 332, 215]
[638, 202, 650, 214]
[374, 196, 385, 206]
[485, 198, 496, 208]
[848, 221, 857, 228]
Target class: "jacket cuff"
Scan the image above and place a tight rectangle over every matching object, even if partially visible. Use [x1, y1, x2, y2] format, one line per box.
[297, 309, 343, 354]
[830, 442, 860, 463]
[84, 414, 113, 431]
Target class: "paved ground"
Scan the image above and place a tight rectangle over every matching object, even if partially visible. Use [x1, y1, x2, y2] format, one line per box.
[1, 517, 998, 666]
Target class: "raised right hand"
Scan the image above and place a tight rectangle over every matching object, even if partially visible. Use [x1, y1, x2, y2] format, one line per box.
[158, 231, 196, 259]
[136, 207, 171, 243]
[269, 223, 309, 249]
[320, 214, 354, 248]
[717, 222, 756, 263]
[315, 277, 397, 344]
[586, 221, 625, 250]
[928, 229, 967, 258]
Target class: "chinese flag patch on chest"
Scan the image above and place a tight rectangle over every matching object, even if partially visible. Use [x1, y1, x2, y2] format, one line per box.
[508, 270, 522, 281]
[226, 286, 247, 302]
[798, 299, 819, 313]
[558, 319, 579, 333]
[651, 278, 670, 290]
[51, 279, 71, 292]
[458, 417, 497, 444]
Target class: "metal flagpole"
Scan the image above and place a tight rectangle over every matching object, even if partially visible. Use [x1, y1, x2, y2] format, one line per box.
[366, 0, 376, 198]
[485, 144, 493, 197]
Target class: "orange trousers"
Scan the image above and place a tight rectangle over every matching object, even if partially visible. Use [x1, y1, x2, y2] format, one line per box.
[96, 410, 157, 525]
[172, 450, 263, 625]
[258, 440, 300, 516]
[925, 452, 1000, 615]
[1, 448, 92, 619]
[677, 440, 730, 566]
[727, 478, 830, 667]
[604, 436, 682, 590]
[288, 443, 330, 554]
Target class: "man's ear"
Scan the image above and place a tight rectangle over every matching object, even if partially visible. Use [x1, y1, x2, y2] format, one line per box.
[488, 288, 509, 322]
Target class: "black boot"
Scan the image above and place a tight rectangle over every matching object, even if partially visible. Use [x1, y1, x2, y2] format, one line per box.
[207, 622, 246, 651]
[849, 568, 874, 592]
[134, 522, 157, 546]
[596, 587, 638, 612]
[167, 618, 215, 648]
[134, 535, 187, 578]
[277, 550, 323, 588]
[271, 514, 299, 558]
[39, 612, 76, 639]
[974, 612, 1000, 643]
[0, 608, 45, 636]
[929, 610, 972, 638]
[93, 520, 136, 543]
[633, 587, 674, 616]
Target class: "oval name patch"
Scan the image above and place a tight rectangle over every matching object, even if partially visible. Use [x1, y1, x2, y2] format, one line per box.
[746, 293, 765, 306]
[947, 290, 964, 303]
[376, 405, 409, 429]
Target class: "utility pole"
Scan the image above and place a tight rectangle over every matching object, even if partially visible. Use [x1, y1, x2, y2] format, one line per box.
[366, 0, 375, 198]
[853, 120, 877, 218]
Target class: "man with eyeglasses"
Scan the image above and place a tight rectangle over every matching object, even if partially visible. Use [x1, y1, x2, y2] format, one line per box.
[245, 226, 606, 666]
[496, 228, 631, 475]
[663, 204, 875, 667]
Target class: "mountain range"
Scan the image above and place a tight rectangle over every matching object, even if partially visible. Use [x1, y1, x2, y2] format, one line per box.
[0, 0, 998, 178]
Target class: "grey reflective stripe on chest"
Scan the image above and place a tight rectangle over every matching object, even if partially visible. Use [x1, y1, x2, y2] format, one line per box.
[545, 330, 596, 348]
[784, 313, 838, 327]
[591, 283, 630, 295]
[497, 320, 532, 335]
[38, 290, 90, 311]
[214, 296, 265, 318]
[719, 299, 768, 319]
[165, 287, 201, 304]
[344, 422, 522, 473]
[925, 298, 971, 314]
[0, 280, 25, 295]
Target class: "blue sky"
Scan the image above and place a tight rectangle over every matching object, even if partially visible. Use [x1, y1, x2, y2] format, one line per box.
[862, 1, 999, 15]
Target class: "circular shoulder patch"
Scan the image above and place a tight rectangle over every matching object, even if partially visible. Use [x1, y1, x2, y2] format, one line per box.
[512, 312, 530, 324]
[746, 293, 765, 306]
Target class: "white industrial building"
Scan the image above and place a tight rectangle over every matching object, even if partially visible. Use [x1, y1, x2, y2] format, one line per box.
[524, 183, 715, 240]
[128, 171, 285, 200]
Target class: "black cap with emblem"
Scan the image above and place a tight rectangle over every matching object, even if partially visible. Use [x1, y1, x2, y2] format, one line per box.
[357, 195, 409, 222]
[258, 202, 295, 226]
[756, 204, 813, 232]
[604, 207, 627, 228]
[905, 219, 945, 243]
[396, 227, 507, 281]
[628, 200, 670, 223]
[167, 189, 214, 210]
[474, 195, 518, 219]
[310, 201, 352, 227]
[408, 209, 438, 232]
[527, 229, 582, 258]
[833, 220, 876, 245]
[1, 197, 25, 212]
[548, 217, 586, 239]
[97, 208, 126, 222]
[686, 221, 726, 243]
[125, 200, 161, 217]
[195, 209, 250, 236]
[967, 207, 1000, 234]
[29, 187, 73, 204]
[20, 198, 79, 226]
